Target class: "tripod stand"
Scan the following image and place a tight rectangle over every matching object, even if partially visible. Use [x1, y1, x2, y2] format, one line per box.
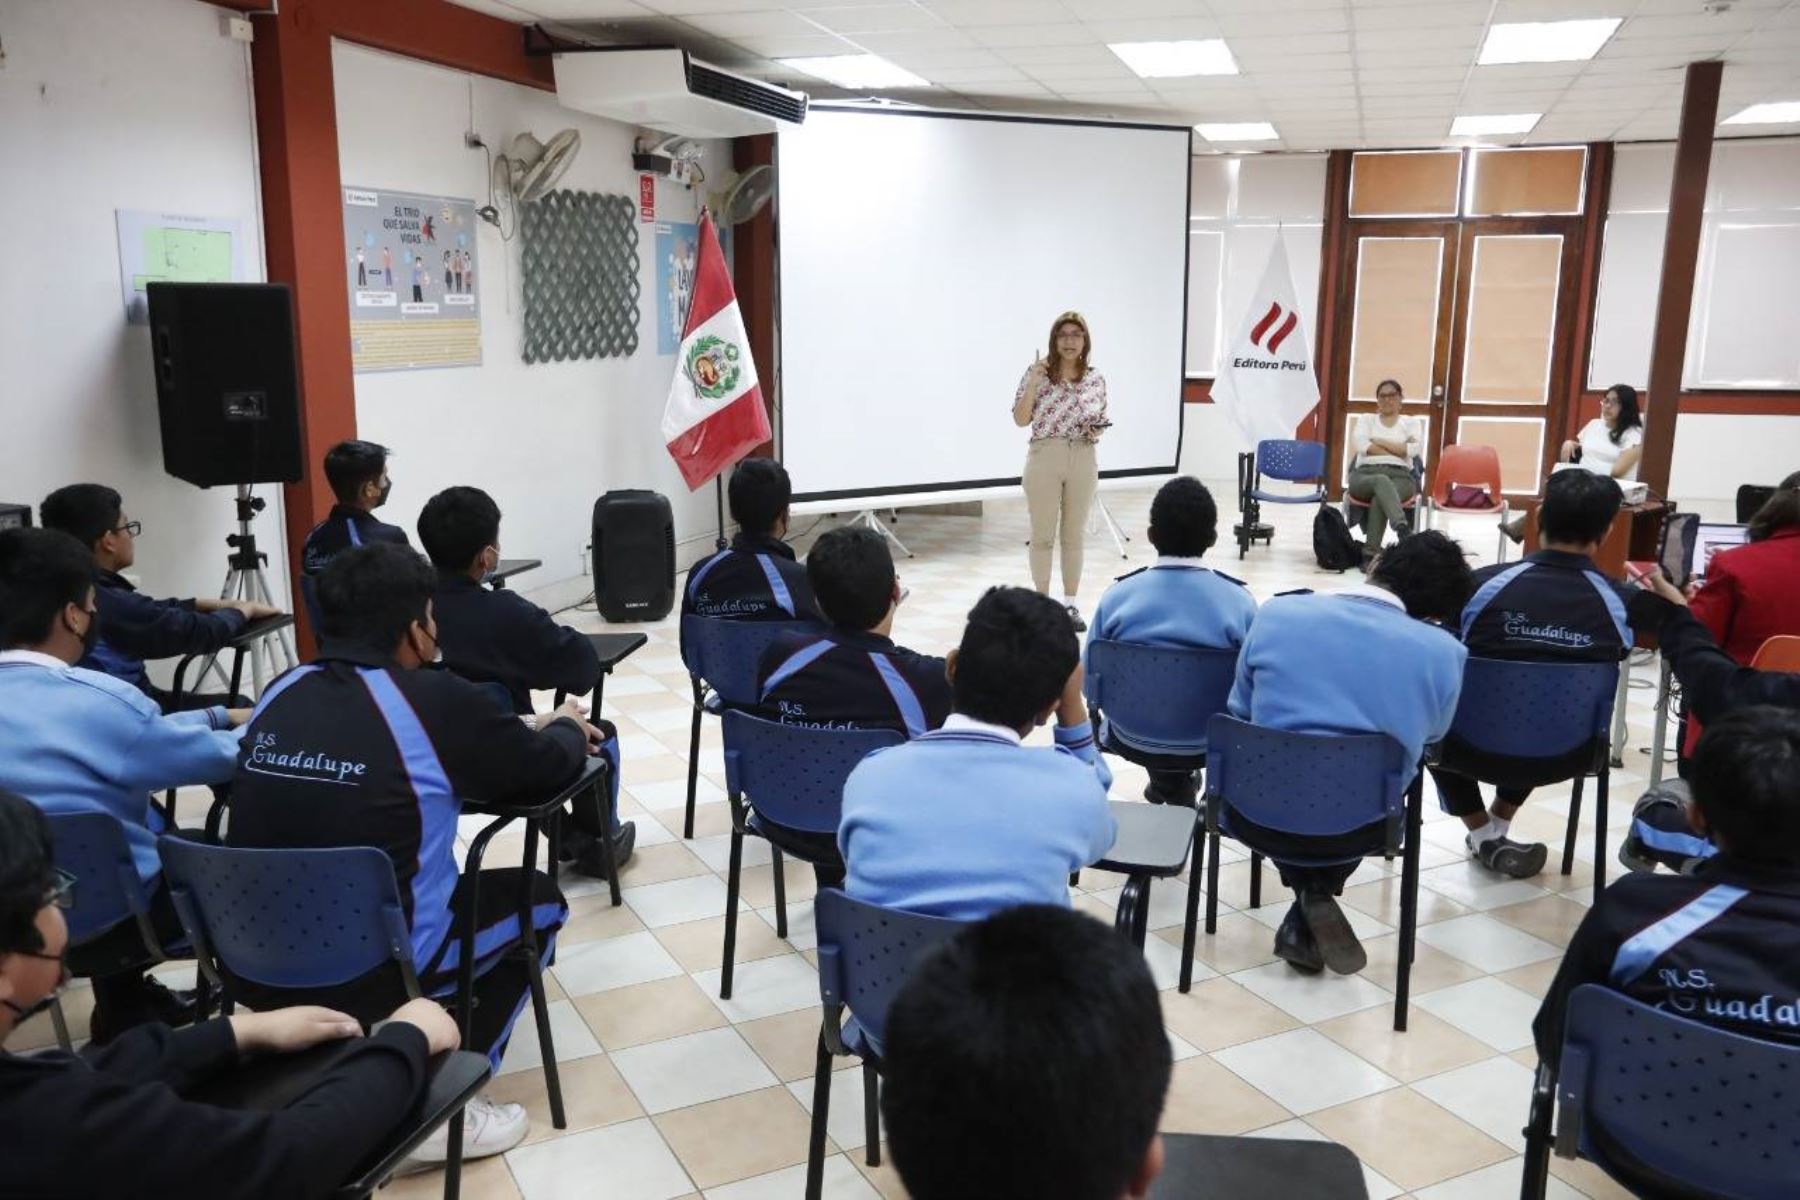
[186, 486, 297, 697]
[849, 508, 913, 558]
[1088, 496, 1131, 559]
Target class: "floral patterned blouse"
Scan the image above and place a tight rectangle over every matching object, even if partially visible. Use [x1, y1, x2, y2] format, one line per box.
[1015, 366, 1109, 442]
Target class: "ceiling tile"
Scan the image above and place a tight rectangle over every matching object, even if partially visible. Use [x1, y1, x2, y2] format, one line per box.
[919, 0, 1071, 24]
[851, 28, 980, 52]
[967, 23, 1093, 48]
[678, 10, 820, 37]
[1228, 33, 1354, 58]
[1079, 17, 1225, 41]
[997, 43, 1122, 66]
[731, 32, 860, 56]
[799, 6, 950, 34]
[883, 47, 1007, 70]
[1214, 8, 1350, 37]
[1350, 2, 1490, 32]
[636, 0, 789, 12]
[1060, 0, 1205, 17]
[922, 64, 1032, 82]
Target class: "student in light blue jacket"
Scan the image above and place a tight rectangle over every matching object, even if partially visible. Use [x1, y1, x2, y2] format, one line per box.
[1227, 532, 1471, 977]
[841, 587, 1117, 921]
[1087, 477, 1257, 805]
[0, 527, 244, 1042]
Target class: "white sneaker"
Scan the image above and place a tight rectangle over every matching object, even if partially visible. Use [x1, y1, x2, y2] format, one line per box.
[406, 1093, 530, 1165]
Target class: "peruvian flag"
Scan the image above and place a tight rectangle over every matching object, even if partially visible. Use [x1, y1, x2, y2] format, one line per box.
[661, 212, 771, 490]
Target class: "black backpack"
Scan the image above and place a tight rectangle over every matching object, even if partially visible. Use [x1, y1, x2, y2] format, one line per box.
[1312, 502, 1362, 572]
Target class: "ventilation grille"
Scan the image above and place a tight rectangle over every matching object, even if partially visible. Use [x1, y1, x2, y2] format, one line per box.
[688, 60, 808, 125]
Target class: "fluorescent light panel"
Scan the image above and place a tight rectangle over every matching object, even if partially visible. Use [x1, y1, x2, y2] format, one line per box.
[1477, 18, 1621, 65]
[1451, 113, 1542, 136]
[1196, 122, 1278, 142]
[777, 55, 929, 89]
[1723, 101, 1800, 125]
[1108, 39, 1238, 79]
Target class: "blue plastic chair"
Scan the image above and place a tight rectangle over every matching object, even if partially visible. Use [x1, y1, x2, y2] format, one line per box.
[806, 889, 966, 1200]
[157, 838, 481, 1199]
[1236, 439, 1327, 558]
[679, 614, 825, 839]
[1202, 714, 1426, 1031]
[1086, 640, 1238, 992]
[1442, 658, 1620, 891]
[43, 811, 186, 1049]
[1521, 985, 1800, 1200]
[718, 711, 904, 999]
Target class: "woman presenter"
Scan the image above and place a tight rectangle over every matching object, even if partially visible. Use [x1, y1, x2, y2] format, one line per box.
[1012, 310, 1108, 631]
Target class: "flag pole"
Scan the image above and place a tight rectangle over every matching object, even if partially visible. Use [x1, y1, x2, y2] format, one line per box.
[714, 476, 727, 550]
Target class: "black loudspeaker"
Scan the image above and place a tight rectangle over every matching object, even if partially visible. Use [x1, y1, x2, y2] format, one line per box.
[0, 503, 31, 531]
[592, 490, 675, 622]
[146, 282, 304, 488]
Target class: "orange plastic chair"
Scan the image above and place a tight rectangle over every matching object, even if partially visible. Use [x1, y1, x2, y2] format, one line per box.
[1426, 443, 1511, 563]
[1751, 635, 1800, 672]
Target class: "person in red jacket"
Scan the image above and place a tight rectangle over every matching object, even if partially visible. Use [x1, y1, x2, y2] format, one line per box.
[1690, 471, 1800, 664]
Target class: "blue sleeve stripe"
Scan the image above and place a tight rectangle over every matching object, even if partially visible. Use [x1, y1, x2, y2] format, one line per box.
[1459, 562, 1533, 640]
[686, 550, 730, 600]
[356, 668, 460, 965]
[1608, 883, 1748, 987]
[246, 664, 320, 722]
[755, 554, 796, 617]
[759, 639, 834, 700]
[1581, 569, 1631, 646]
[1630, 819, 1718, 863]
[346, 517, 363, 548]
[868, 652, 928, 739]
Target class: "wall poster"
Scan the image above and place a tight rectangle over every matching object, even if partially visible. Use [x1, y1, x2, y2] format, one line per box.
[343, 187, 481, 371]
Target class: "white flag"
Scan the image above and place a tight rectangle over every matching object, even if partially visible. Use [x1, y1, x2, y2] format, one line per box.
[1212, 238, 1319, 448]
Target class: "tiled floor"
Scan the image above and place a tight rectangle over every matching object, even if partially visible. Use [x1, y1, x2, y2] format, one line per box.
[16, 482, 1670, 1199]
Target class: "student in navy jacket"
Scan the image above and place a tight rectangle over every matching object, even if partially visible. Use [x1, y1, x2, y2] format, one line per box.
[0, 789, 468, 1199]
[227, 543, 603, 1158]
[40, 483, 279, 711]
[0, 528, 245, 1043]
[1535, 707, 1800, 1072]
[679, 456, 822, 625]
[1430, 469, 1633, 879]
[419, 487, 634, 875]
[840, 587, 1116, 921]
[1086, 477, 1257, 806]
[299, 440, 411, 580]
[1227, 532, 1472, 976]
[755, 525, 951, 885]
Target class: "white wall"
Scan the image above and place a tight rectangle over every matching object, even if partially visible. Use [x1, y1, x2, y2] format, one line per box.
[333, 43, 734, 612]
[0, 0, 291, 613]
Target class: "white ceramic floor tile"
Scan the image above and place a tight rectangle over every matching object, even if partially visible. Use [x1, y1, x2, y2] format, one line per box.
[605, 674, 678, 698]
[757, 898, 817, 951]
[703, 1155, 882, 1200]
[507, 1117, 693, 1200]
[1144, 928, 1215, 989]
[690, 830, 774, 873]
[633, 705, 703, 734]
[497, 997, 605, 1076]
[1242, 895, 1393, 939]
[1167, 1029, 1203, 1062]
[1213, 1028, 1399, 1115]
[1418, 862, 1550, 911]
[632, 776, 727, 812]
[619, 733, 681, 761]
[1246, 1119, 1406, 1200]
[1230, 960, 1394, 1025]
[1415, 914, 1562, 973]
[694, 952, 822, 1022]
[1413, 1158, 1582, 1199]
[551, 930, 684, 996]
[1410, 1057, 1537, 1152]
[787, 1061, 882, 1151]
[624, 873, 740, 928]
[1414, 977, 1543, 1053]
[1086, 876, 1204, 931]
[611, 1027, 780, 1114]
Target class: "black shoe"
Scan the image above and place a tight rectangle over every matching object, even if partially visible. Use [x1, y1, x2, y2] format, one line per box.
[1064, 603, 1087, 633]
[1298, 891, 1367, 975]
[573, 822, 637, 879]
[1470, 835, 1548, 880]
[1143, 775, 1199, 807]
[1273, 903, 1323, 975]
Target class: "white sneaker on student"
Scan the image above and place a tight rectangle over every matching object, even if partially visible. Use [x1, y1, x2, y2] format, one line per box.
[407, 1093, 530, 1165]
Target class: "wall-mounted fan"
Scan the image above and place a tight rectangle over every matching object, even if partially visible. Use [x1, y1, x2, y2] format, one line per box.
[476, 128, 582, 235]
[707, 163, 774, 225]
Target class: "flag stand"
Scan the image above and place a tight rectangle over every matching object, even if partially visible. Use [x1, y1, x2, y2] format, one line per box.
[714, 476, 727, 551]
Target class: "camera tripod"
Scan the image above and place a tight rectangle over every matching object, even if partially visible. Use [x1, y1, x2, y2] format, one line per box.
[183, 486, 297, 698]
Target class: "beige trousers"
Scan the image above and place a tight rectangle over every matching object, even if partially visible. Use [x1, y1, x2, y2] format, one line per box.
[1023, 437, 1098, 595]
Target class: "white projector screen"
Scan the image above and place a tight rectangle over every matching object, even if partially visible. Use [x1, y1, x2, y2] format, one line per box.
[776, 107, 1191, 502]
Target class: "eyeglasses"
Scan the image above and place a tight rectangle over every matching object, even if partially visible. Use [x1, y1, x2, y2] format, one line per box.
[47, 868, 75, 911]
[112, 520, 142, 537]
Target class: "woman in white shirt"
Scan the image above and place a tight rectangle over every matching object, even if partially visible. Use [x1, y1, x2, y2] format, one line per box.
[1560, 383, 1644, 482]
[1346, 378, 1422, 555]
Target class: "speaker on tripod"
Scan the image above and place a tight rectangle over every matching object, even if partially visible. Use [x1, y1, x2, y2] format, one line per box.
[592, 491, 675, 622]
[146, 282, 303, 488]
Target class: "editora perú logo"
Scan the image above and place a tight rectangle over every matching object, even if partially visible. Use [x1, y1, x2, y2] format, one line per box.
[1234, 302, 1308, 372]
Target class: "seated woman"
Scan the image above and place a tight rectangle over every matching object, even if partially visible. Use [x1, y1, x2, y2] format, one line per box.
[1345, 378, 1422, 566]
[1507, 382, 1645, 542]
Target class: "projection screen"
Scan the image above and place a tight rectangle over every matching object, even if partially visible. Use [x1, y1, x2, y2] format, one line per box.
[775, 107, 1192, 503]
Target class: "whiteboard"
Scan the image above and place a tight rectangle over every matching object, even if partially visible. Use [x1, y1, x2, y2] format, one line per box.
[776, 108, 1191, 500]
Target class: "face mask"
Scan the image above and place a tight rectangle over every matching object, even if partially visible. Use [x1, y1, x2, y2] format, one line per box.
[68, 606, 100, 657]
[414, 624, 443, 666]
[374, 479, 393, 508]
[479, 549, 498, 585]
